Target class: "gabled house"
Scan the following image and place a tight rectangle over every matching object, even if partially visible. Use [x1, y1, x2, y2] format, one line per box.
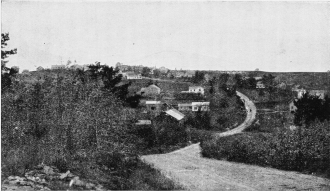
[192, 102, 210, 111]
[138, 84, 161, 97]
[124, 72, 142, 80]
[146, 101, 162, 112]
[178, 103, 192, 111]
[256, 81, 265, 89]
[51, 65, 66, 70]
[188, 86, 205, 95]
[37, 66, 44, 71]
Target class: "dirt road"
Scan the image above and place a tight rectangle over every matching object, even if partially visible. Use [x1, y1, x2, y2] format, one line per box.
[141, 91, 330, 190]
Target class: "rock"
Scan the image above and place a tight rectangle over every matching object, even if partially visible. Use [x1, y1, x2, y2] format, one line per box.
[43, 166, 54, 175]
[59, 170, 70, 179]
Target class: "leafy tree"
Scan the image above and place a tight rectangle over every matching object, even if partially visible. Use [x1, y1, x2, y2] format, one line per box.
[247, 77, 257, 89]
[192, 71, 205, 84]
[262, 74, 276, 99]
[294, 93, 330, 126]
[141, 67, 151, 77]
[234, 74, 244, 88]
[2, 33, 18, 91]
[153, 69, 161, 78]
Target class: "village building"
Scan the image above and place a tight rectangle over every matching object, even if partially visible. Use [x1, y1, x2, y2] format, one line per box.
[256, 81, 265, 89]
[188, 86, 205, 95]
[51, 65, 66, 70]
[138, 84, 161, 97]
[36, 66, 44, 71]
[146, 101, 162, 112]
[123, 72, 142, 80]
[165, 109, 185, 121]
[192, 102, 210, 111]
[178, 103, 192, 111]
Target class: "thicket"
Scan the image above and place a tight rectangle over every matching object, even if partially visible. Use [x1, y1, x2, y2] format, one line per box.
[1, 63, 187, 189]
[202, 121, 330, 177]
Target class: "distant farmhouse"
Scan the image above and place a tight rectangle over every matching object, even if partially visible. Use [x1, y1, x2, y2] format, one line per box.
[256, 81, 265, 89]
[37, 66, 44, 71]
[51, 65, 66, 70]
[138, 84, 161, 97]
[181, 86, 205, 95]
[178, 102, 210, 112]
[123, 72, 142, 80]
[145, 101, 162, 112]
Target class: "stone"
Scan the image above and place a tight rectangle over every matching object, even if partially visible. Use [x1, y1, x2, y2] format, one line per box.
[43, 166, 54, 175]
[59, 170, 70, 179]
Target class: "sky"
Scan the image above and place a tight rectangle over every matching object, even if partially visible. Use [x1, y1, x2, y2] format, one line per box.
[1, 1, 330, 72]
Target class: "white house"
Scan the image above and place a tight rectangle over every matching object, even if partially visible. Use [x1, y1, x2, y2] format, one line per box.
[146, 101, 162, 111]
[51, 65, 66, 70]
[178, 103, 192, 111]
[123, 72, 142, 79]
[191, 102, 210, 111]
[188, 86, 205, 95]
[256, 81, 265, 89]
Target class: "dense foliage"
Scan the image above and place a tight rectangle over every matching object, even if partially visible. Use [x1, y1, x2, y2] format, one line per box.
[2, 33, 18, 91]
[201, 121, 330, 177]
[293, 93, 330, 126]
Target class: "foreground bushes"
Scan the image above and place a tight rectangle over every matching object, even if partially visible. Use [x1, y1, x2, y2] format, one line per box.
[201, 121, 330, 177]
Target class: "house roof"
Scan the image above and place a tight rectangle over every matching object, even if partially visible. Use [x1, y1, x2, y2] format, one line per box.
[191, 102, 210, 106]
[146, 101, 162, 105]
[178, 103, 192, 107]
[135, 120, 152, 125]
[165, 109, 185, 121]
[189, 86, 204, 89]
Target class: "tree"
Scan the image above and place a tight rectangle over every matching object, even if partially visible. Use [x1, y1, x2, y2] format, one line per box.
[294, 93, 330, 127]
[234, 74, 244, 88]
[192, 71, 205, 84]
[141, 67, 151, 77]
[153, 69, 161, 78]
[2, 33, 18, 91]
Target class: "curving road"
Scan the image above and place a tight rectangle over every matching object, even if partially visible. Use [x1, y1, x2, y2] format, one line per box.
[141, 91, 330, 190]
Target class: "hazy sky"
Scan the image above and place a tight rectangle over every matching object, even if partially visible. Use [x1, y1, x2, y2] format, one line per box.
[2, 1, 330, 72]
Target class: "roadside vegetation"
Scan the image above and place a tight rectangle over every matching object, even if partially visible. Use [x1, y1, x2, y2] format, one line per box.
[201, 93, 330, 178]
[1, 33, 211, 190]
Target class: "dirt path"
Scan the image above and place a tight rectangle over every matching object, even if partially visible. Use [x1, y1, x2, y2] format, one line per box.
[141, 91, 330, 190]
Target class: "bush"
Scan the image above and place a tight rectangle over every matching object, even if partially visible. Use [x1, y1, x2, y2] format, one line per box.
[128, 162, 184, 190]
[201, 121, 330, 177]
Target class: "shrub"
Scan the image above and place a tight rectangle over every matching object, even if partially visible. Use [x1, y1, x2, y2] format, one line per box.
[201, 121, 330, 177]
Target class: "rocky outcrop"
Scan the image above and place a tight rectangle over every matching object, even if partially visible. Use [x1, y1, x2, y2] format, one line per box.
[1, 164, 105, 191]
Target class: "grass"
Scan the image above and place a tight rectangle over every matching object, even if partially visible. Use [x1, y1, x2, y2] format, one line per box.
[128, 162, 184, 190]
